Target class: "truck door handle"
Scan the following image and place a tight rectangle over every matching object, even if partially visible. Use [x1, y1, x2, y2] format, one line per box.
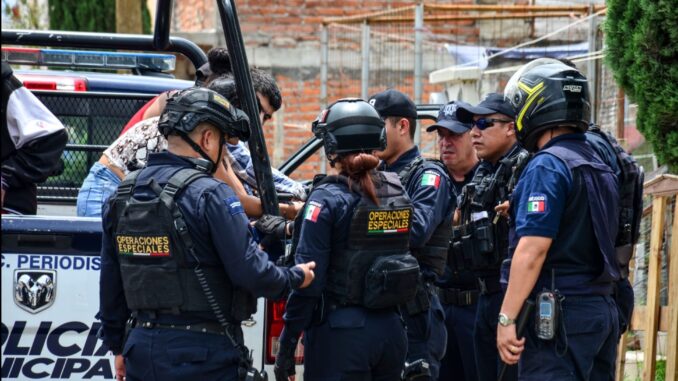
[241, 318, 257, 327]
[2, 234, 72, 250]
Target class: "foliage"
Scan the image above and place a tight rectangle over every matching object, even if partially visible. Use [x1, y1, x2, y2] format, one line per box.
[49, 0, 116, 32]
[49, 0, 150, 34]
[605, 0, 678, 172]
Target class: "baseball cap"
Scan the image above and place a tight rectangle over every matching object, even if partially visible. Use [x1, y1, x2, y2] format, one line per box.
[426, 101, 472, 134]
[368, 89, 417, 119]
[456, 93, 516, 124]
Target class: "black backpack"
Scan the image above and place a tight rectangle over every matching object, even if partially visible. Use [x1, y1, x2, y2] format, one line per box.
[587, 125, 644, 248]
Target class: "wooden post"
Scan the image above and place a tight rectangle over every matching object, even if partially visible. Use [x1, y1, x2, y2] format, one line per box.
[116, 0, 143, 34]
[666, 199, 678, 381]
[616, 249, 636, 381]
[643, 196, 668, 381]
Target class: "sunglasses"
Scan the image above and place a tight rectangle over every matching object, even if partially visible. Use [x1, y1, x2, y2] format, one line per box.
[257, 98, 273, 123]
[472, 118, 513, 130]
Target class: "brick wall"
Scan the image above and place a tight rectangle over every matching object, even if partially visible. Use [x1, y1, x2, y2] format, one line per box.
[174, 0, 518, 181]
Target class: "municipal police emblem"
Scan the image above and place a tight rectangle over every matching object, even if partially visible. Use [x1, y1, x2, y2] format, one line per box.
[442, 103, 457, 117]
[14, 270, 56, 314]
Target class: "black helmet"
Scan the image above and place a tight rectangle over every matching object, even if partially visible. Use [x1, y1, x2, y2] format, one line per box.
[504, 58, 591, 152]
[158, 86, 250, 141]
[311, 98, 386, 155]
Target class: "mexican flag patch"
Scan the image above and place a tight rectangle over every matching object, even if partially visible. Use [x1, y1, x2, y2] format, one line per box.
[420, 171, 441, 188]
[527, 193, 547, 214]
[304, 201, 322, 222]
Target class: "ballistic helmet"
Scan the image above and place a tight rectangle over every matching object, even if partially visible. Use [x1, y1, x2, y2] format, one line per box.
[312, 98, 386, 155]
[504, 58, 591, 152]
[158, 87, 250, 141]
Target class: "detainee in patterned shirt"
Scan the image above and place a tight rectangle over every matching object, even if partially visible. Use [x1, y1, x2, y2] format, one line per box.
[76, 116, 305, 217]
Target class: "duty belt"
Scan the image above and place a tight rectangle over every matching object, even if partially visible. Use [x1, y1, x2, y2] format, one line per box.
[134, 320, 228, 336]
[438, 288, 479, 306]
[477, 277, 502, 295]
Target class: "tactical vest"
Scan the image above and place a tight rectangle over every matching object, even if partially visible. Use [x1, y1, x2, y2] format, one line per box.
[322, 172, 420, 309]
[111, 167, 256, 321]
[454, 146, 527, 272]
[511, 138, 620, 295]
[398, 156, 452, 276]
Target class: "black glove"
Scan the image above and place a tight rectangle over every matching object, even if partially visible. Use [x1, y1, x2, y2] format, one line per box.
[273, 339, 296, 381]
[255, 214, 288, 239]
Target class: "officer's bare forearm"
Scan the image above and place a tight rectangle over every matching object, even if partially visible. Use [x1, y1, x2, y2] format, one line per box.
[500, 236, 551, 318]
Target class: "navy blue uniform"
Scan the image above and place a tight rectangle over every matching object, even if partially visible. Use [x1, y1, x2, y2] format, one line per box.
[504, 133, 620, 380]
[381, 146, 454, 380]
[437, 162, 480, 381]
[98, 152, 304, 381]
[466, 146, 522, 381]
[281, 181, 408, 380]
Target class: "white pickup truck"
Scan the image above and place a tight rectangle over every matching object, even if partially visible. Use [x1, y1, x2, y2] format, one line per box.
[1, 215, 298, 380]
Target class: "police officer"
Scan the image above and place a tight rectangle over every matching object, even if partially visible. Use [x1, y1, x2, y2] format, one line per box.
[454, 93, 529, 381]
[369, 89, 454, 380]
[98, 87, 315, 381]
[273, 98, 419, 380]
[497, 59, 620, 380]
[427, 101, 481, 381]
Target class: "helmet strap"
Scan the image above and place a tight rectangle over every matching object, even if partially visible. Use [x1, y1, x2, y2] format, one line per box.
[178, 131, 219, 173]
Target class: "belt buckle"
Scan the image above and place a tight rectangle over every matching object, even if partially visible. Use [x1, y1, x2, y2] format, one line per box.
[141, 321, 154, 329]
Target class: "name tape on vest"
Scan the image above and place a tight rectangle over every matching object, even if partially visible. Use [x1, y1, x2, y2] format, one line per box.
[116, 235, 171, 257]
[367, 208, 411, 234]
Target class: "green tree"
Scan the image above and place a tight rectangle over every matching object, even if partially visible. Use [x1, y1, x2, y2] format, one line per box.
[605, 0, 678, 172]
[49, 0, 150, 34]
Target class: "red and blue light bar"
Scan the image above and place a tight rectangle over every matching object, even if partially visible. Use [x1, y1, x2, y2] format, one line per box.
[1, 47, 176, 72]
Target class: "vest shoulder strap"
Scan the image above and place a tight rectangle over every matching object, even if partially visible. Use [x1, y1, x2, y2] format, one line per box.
[397, 156, 424, 187]
[115, 170, 143, 200]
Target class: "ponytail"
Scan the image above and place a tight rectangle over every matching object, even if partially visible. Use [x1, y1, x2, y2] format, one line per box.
[337, 153, 380, 205]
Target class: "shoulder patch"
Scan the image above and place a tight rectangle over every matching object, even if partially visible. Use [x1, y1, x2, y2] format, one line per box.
[225, 196, 244, 215]
[420, 170, 441, 189]
[527, 193, 547, 214]
[304, 201, 323, 222]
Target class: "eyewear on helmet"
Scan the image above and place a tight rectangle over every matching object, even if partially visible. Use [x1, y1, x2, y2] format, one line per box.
[472, 118, 513, 130]
[257, 97, 273, 123]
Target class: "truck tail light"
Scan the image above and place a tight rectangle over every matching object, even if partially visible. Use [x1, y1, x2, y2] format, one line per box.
[19, 76, 87, 91]
[264, 299, 304, 365]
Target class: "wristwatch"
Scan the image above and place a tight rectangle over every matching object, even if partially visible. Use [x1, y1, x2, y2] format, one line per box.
[498, 313, 516, 326]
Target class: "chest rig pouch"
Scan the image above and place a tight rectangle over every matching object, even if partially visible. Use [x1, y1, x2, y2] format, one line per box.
[398, 157, 452, 276]
[455, 148, 526, 271]
[324, 172, 420, 309]
[112, 168, 254, 320]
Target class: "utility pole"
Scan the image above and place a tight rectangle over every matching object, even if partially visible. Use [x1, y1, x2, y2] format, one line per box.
[116, 0, 143, 34]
